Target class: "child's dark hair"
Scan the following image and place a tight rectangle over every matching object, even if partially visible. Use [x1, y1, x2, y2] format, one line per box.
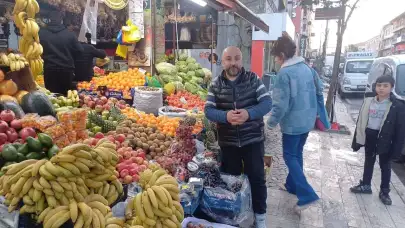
[271, 36, 296, 59]
[376, 75, 395, 87]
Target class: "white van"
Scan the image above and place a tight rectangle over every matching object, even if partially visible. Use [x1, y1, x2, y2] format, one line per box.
[338, 58, 374, 98]
[367, 54, 405, 100]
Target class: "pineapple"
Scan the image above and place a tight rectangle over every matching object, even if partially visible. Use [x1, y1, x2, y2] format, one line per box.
[102, 120, 117, 133]
[110, 105, 127, 123]
[206, 130, 216, 143]
[88, 111, 104, 126]
[184, 116, 197, 126]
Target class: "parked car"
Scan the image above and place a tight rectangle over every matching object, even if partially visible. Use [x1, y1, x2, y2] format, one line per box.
[338, 58, 373, 98]
[366, 54, 405, 100]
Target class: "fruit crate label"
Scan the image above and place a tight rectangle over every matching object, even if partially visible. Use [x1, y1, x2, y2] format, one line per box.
[108, 90, 124, 99]
[78, 89, 98, 96]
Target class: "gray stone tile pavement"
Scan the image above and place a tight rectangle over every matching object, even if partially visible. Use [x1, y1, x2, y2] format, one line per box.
[264, 96, 405, 228]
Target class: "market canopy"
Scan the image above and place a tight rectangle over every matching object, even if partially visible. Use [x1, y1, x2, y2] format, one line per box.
[206, 0, 269, 33]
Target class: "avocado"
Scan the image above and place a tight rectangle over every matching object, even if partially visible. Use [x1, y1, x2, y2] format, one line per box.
[1, 144, 18, 161]
[38, 133, 53, 148]
[12, 143, 23, 150]
[17, 144, 29, 155]
[26, 152, 42, 160]
[16, 153, 26, 162]
[47, 145, 60, 159]
[26, 137, 43, 152]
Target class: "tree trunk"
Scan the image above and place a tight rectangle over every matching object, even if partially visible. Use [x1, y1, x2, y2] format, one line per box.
[325, 18, 344, 117]
[321, 20, 329, 69]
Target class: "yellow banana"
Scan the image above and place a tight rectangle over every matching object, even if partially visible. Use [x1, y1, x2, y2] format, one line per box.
[44, 161, 63, 176]
[106, 191, 119, 205]
[46, 195, 57, 208]
[21, 176, 36, 196]
[26, 0, 36, 18]
[43, 188, 54, 196]
[87, 201, 110, 215]
[32, 159, 47, 177]
[10, 61, 16, 71]
[23, 195, 34, 205]
[39, 165, 56, 180]
[135, 193, 146, 221]
[1, 54, 9, 65]
[85, 194, 109, 205]
[102, 183, 110, 197]
[32, 189, 43, 202]
[39, 176, 52, 188]
[13, 0, 28, 14]
[11, 176, 27, 196]
[44, 210, 69, 228]
[50, 180, 64, 193]
[93, 208, 106, 228]
[72, 160, 90, 173]
[59, 162, 81, 175]
[69, 199, 78, 222]
[6, 159, 36, 175]
[31, 0, 40, 14]
[151, 186, 168, 206]
[38, 207, 52, 223]
[73, 150, 93, 160]
[74, 213, 84, 228]
[50, 154, 76, 163]
[142, 191, 155, 218]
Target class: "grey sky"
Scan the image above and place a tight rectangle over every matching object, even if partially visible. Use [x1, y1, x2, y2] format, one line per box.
[312, 0, 405, 53]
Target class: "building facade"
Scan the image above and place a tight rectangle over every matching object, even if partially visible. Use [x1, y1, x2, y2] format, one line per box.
[291, 0, 314, 57]
[378, 12, 405, 57]
[391, 12, 405, 55]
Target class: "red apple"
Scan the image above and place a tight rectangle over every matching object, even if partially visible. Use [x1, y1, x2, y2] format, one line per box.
[123, 151, 132, 160]
[137, 151, 146, 159]
[95, 105, 103, 113]
[107, 136, 115, 142]
[88, 101, 96, 109]
[118, 155, 124, 163]
[103, 104, 111, 111]
[91, 138, 99, 146]
[0, 120, 8, 133]
[131, 151, 138, 157]
[94, 132, 104, 139]
[0, 110, 15, 122]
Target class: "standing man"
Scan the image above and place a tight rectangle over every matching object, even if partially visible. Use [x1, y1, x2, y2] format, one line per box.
[39, 11, 83, 95]
[204, 46, 272, 228]
[74, 33, 107, 82]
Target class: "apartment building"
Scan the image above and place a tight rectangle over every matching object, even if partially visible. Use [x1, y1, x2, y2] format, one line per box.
[391, 12, 405, 55]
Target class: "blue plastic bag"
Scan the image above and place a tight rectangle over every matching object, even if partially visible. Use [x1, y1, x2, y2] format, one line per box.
[199, 174, 254, 227]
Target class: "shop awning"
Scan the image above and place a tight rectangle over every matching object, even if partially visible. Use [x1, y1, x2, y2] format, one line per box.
[206, 0, 269, 33]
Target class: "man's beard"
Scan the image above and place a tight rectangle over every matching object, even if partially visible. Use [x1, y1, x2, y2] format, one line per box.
[226, 66, 240, 77]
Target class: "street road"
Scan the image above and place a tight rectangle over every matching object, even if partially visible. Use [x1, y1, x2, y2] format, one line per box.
[340, 94, 405, 186]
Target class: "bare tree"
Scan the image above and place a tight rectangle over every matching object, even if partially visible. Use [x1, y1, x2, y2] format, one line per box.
[324, 0, 362, 117]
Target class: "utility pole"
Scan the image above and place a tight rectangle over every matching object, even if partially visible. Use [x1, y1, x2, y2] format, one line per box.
[325, 0, 361, 117]
[321, 20, 329, 69]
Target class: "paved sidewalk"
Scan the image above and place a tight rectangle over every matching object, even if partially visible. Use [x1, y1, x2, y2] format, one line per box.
[264, 96, 405, 228]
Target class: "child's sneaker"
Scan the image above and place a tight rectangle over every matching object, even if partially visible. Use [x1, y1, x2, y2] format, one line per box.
[350, 180, 372, 194]
[379, 192, 392, 205]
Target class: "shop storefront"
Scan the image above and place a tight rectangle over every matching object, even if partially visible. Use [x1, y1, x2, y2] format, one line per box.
[251, 12, 295, 77]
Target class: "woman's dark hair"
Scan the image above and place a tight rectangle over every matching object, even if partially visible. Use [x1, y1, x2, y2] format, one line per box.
[271, 36, 296, 59]
[376, 75, 395, 87]
[208, 53, 218, 62]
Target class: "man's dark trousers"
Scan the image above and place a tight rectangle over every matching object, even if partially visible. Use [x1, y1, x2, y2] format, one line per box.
[220, 142, 267, 214]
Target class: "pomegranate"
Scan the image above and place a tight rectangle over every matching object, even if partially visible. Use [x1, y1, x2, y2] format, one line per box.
[0, 133, 8, 144]
[10, 119, 22, 130]
[0, 110, 15, 122]
[0, 120, 8, 133]
[94, 132, 104, 139]
[115, 134, 126, 143]
[19, 127, 36, 141]
[6, 128, 18, 142]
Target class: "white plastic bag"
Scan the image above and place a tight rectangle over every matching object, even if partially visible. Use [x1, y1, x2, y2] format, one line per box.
[78, 0, 99, 44]
[180, 26, 191, 41]
[133, 87, 163, 115]
[158, 106, 187, 118]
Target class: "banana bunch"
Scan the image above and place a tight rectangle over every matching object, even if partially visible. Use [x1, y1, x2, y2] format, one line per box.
[103, 0, 129, 10]
[0, 139, 124, 227]
[125, 169, 184, 228]
[0, 53, 29, 71]
[13, 0, 43, 77]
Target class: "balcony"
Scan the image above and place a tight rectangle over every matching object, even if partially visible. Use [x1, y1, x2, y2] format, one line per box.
[395, 35, 405, 44]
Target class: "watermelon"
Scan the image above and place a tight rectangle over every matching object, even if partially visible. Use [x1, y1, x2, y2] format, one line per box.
[0, 101, 25, 118]
[21, 91, 55, 116]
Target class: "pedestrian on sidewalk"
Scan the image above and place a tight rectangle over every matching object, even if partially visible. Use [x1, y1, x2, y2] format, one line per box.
[350, 72, 405, 205]
[267, 36, 320, 213]
[204, 46, 272, 228]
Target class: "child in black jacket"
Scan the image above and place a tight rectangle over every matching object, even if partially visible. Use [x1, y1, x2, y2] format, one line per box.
[350, 74, 405, 205]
